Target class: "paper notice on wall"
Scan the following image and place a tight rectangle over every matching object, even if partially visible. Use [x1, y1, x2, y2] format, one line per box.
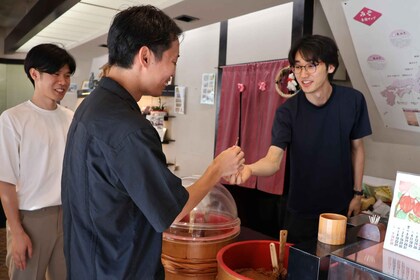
[200, 73, 216, 105]
[174, 86, 186, 114]
[342, 0, 420, 132]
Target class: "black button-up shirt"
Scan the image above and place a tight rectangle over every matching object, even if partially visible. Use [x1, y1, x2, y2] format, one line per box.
[62, 77, 188, 279]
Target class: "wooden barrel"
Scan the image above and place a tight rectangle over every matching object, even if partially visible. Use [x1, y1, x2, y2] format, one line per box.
[162, 233, 238, 279]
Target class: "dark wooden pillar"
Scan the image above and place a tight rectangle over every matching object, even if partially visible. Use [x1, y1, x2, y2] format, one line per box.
[291, 0, 314, 44]
[214, 21, 228, 153]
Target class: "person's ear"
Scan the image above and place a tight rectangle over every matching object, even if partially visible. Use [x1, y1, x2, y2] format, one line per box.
[138, 46, 151, 67]
[327, 64, 336, 74]
[29, 68, 39, 80]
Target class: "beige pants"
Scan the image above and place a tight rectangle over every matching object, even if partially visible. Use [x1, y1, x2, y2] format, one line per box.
[6, 206, 66, 280]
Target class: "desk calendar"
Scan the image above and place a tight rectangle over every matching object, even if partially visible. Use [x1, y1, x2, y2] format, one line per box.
[384, 171, 420, 261]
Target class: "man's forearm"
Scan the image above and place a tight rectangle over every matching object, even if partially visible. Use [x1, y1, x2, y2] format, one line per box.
[249, 146, 284, 177]
[0, 181, 24, 234]
[352, 140, 365, 191]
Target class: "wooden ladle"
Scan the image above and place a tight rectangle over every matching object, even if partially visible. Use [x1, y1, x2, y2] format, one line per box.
[278, 230, 288, 278]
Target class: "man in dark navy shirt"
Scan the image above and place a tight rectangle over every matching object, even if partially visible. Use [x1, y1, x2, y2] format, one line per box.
[237, 35, 372, 244]
[61, 5, 244, 279]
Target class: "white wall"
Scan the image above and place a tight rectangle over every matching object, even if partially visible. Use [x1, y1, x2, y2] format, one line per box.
[227, 3, 293, 64]
[319, 0, 420, 180]
[139, 23, 221, 177]
[171, 23, 221, 176]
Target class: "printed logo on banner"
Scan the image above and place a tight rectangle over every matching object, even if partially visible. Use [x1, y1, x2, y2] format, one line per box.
[354, 7, 382, 26]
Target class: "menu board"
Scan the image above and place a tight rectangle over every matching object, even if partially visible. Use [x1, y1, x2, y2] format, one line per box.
[383, 171, 420, 261]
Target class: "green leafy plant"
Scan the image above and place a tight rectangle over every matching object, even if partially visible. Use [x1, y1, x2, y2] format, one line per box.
[151, 97, 166, 111]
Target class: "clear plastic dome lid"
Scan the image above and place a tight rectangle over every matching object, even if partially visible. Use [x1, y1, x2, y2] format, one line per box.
[163, 176, 241, 241]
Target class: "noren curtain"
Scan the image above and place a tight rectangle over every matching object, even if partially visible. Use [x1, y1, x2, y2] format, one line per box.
[215, 59, 290, 195]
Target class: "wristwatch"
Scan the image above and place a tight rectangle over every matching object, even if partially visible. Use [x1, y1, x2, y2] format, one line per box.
[353, 189, 364, 196]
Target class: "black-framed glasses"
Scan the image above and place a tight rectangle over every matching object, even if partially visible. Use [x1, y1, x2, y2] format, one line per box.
[291, 63, 319, 74]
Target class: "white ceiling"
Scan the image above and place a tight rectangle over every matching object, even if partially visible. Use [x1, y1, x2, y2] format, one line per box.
[0, 0, 290, 59]
[16, 0, 185, 53]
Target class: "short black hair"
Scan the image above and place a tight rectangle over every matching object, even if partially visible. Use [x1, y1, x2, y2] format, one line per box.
[107, 5, 182, 68]
[24, 43, 76, 86]
[288, 35, 339, 81]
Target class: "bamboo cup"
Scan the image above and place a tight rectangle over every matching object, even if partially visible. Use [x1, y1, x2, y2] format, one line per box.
[317, 213, 347, 245]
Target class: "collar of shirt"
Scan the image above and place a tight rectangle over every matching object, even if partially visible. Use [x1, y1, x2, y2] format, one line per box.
[99, 77, 141, 112]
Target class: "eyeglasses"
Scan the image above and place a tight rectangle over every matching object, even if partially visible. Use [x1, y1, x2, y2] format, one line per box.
[291, 63, 319, 74]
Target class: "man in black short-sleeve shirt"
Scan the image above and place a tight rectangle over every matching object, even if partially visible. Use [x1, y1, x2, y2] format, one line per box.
[61, 6, 244, 279]
[237, 35, 372, 244]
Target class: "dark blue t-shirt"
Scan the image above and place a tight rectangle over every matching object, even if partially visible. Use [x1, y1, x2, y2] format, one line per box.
[272, 85, 372, 217]
[62, 77, 189, 279]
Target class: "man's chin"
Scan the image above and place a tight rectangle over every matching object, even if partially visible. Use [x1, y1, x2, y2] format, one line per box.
[55, 95, 66, 102]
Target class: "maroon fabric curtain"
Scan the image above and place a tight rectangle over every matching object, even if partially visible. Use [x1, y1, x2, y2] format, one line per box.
[215, 59, 290, 195]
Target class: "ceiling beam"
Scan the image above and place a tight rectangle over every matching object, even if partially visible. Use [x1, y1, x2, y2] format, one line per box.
[0, 58, 24, 65]
[4, 0, 80, 54]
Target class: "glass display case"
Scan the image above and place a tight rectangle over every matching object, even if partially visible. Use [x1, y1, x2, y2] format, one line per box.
[329, 240, 420, 280]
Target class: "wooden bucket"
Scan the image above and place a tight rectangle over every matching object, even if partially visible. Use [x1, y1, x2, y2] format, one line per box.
[216, 240, 292, 280]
